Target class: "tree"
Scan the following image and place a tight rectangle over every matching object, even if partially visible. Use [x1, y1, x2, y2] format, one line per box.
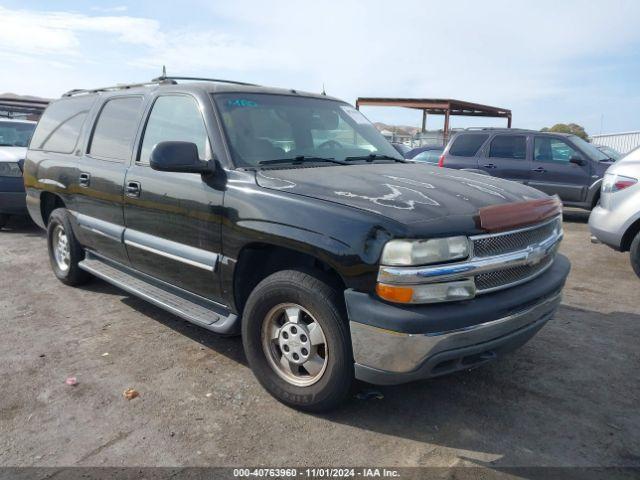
[541, 123, 589, 141]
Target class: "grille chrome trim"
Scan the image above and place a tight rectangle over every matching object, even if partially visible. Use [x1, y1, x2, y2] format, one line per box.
[377, 216, 563, 296]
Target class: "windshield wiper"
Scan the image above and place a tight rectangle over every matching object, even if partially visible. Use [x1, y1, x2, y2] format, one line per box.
[259, 156, 348, 166]
[344, 154, 406, 163]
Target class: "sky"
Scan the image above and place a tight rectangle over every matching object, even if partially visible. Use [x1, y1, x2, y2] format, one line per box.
[1, 0, 640, 136]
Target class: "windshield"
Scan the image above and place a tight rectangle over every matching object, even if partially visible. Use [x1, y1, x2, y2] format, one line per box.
[0, 120, 36, 147]
[569, 135, 610, 161]
[213, 93, 402, 167]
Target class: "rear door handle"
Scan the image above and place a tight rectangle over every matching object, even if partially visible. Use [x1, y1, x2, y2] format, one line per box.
[483, 163, 497, 169]
[531, 167, 547, 173]
[79, 172, 90, 187]
[125, 181, 141, 198]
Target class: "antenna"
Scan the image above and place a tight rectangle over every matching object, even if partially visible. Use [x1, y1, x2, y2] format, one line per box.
[321, 83, 326, 96]
[161, 65, 167, 78]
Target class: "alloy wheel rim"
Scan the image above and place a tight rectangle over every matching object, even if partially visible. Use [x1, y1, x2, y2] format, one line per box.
[52, 224, 71, 272]
[261, 303, 328, 387]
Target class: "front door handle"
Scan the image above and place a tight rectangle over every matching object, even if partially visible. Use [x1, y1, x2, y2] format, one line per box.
[483, 163, 497, 169]
[79, 172, 90, 187]
[531, 167, 547, 173]
[125, 181, 141, 198]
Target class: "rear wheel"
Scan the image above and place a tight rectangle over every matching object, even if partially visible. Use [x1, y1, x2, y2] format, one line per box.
[47, 208, 91, 286]
[242, 270, 353, 412]
[630, 231, 640, 279]
[0, 214, 8, 229]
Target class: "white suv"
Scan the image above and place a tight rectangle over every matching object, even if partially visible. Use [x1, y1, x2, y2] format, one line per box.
[589, 147, 640, 278]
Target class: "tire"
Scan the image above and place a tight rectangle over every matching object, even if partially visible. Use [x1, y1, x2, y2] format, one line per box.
[630, 231, 640, 279]
[0, 214, 8, 229]
[242, 270, 353, 412]
[47, 208, 91, 286]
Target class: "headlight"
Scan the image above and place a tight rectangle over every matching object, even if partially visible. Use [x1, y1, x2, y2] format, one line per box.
[0, 162, 23, 178]
[381, 236, 469, 266]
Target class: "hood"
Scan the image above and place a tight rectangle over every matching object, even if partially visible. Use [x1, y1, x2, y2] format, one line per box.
[256, 163, 548, 225]
[0, 146, 27, 163]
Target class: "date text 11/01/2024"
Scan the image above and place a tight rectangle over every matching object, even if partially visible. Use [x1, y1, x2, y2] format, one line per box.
[232, 468, 400, 477]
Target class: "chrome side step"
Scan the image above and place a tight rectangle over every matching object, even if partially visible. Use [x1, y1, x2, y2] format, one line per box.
[78, 252, 239, 335]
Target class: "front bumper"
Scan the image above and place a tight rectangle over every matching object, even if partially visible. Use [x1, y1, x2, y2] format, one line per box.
[346, 254, 570, 385]
[0, 191, 27, 215]
[589, 205, 624, 250]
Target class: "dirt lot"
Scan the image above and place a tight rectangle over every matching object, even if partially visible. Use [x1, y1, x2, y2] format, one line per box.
[0, 210, 638, 469]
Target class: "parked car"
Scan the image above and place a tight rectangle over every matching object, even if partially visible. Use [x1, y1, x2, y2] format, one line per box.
[589, 147, 640, 278]
[25, 77, 570, 411]
[0, 118, 36, 228]
[406, 145, 444, 164]
[439, 128, 614, 210]
[391, 142, 412, 157]
[596, 145, 622, 161]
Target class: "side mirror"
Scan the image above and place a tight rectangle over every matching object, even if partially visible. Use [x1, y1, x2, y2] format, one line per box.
[569, 155, 586, 166]
[150, 141, 214, 174]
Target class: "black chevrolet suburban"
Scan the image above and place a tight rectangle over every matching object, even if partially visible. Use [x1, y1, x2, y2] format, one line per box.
[24, 77, 570, 411]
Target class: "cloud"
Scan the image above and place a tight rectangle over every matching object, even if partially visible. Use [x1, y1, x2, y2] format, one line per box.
[2, 1, 640, 132]
[0, 5, 159, 60]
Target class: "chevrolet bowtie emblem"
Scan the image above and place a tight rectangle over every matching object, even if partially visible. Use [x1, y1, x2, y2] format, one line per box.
[526, 245, 547, 265]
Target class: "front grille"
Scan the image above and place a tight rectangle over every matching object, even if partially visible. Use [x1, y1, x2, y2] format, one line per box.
[472, 218, 560, 258]
[475, 254, 554, 292]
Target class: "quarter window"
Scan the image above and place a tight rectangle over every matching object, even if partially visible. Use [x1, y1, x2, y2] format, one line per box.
[489, 135, 527, 159]
[449, 134, 489, 157]
[139, 95, 210, 165]
[30, 96, 95, 153]
[534, 137, 578, 162]
[89, 97, 144, 161]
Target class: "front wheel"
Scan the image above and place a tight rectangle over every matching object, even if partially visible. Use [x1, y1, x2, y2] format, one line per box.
[242, 270, 353, 412]
[0, 214, 8, 229]
[630, 231, 640, 279]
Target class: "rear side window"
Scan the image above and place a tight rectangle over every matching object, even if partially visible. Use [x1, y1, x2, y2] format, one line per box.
[489, 135, 527, 159]
[89, 96, 144, 161]
[30, 96, 95, 153]
[449, 134, 489, 157]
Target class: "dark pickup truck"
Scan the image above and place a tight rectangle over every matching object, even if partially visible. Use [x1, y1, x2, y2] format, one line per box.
[24, 77, 570, 411]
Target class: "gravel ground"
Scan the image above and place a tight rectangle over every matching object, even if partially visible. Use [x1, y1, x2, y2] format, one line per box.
[0, 210, 638, 469]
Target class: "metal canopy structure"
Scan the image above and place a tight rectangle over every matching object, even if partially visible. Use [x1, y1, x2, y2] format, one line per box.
[355, 97, 512, 138]
[0, 94, 50, 120]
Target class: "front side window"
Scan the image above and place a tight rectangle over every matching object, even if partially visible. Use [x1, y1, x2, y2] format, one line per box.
[213, 93, 402, 167]
[139, 95, 210, 165]
[489, 135, 527, 159]
[449, 134, 489, 157]
[0, 121, 36, 147]
[89, 96, 144, 161]
[534, 136, 579, 162]
[568, 135, 609, 161]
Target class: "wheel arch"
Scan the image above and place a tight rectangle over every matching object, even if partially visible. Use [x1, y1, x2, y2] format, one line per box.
[621, 217, 640, 252]
[40, 191, 67, 226]
[232, 242, 348, 316]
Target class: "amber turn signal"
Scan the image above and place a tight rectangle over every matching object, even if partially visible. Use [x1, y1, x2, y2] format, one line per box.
[376, 283, 413, 303]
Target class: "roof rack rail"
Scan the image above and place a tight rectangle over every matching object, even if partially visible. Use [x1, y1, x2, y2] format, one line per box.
[62, 78, 176, 97]
[463, 127, 534, 132]
[151, 75, 258, 87]
[62, 74, 259, 98]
